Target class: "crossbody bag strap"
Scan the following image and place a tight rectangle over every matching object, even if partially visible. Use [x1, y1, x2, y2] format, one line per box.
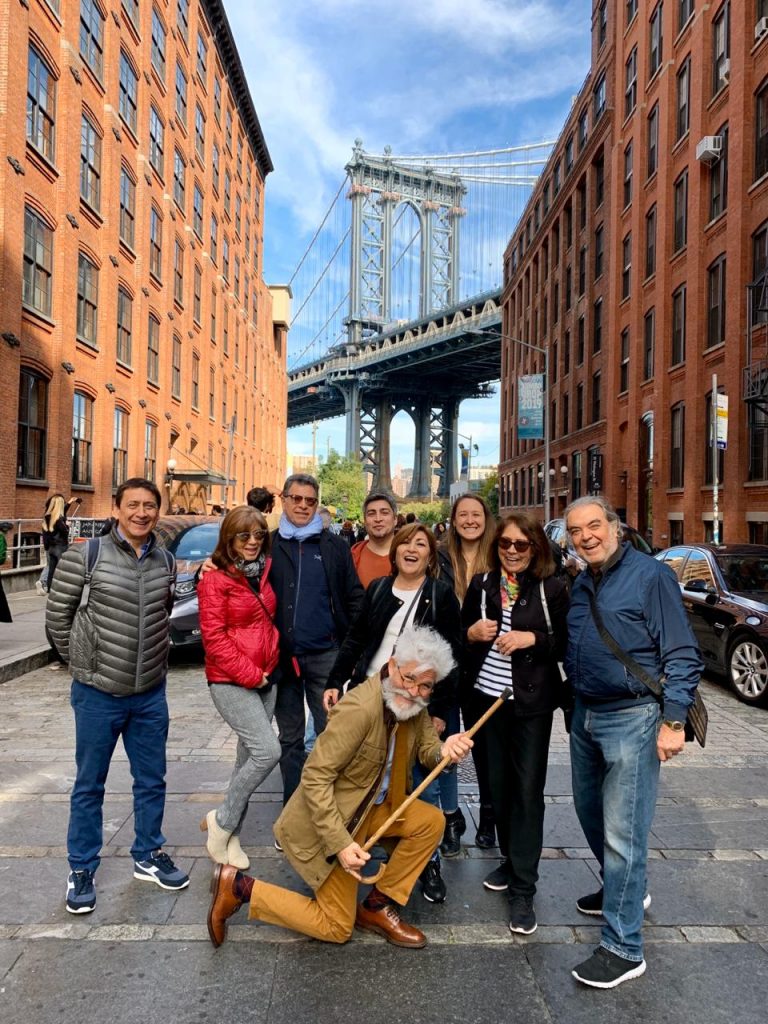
[586, 587, 663, 698]
[539, 580, 552, 636]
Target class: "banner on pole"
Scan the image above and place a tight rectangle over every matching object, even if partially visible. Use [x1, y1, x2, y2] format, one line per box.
[716, 394, 728, 450]
[517, 374, 545, 440]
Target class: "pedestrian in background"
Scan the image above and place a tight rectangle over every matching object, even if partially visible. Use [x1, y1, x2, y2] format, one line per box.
[0, 521, 12, 623]
[197, 506, 281, 870]
[462, 510, 570, 936]
[438, 493, 497, 849]
[41, 494, 80, 593]
[351, 491, 399, 588]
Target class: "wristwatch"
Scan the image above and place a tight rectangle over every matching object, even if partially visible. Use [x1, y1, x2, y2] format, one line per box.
[663, 719, 685, 732]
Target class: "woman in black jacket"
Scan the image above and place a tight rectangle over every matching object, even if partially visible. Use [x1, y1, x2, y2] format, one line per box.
[323, 522, 462, 904]
[462, 510, 570, 936]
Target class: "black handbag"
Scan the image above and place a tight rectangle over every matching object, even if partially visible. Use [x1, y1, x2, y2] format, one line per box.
[586, 589, 707, 747]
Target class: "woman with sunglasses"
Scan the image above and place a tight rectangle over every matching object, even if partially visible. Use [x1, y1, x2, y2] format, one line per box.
[197, 506, 281, 869]
[462, 511, 570, 936]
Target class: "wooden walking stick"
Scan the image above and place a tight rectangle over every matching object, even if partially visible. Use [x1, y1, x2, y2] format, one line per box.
[358, 686, 512, 883]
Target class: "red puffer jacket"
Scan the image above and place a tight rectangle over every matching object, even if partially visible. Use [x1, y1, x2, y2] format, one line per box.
[197, 560, 280, 687]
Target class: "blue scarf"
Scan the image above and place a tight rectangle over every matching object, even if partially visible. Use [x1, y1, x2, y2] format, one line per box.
[278, 512, 323, 541]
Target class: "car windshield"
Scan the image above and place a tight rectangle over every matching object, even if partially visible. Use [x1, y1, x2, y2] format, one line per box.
[170, 523, 220, 561]
[717, 555, 768, 594]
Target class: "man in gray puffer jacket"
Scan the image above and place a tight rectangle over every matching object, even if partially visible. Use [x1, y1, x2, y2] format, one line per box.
[47, 478, 190, 915]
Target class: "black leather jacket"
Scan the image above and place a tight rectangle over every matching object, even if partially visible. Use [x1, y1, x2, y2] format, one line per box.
[325, 574, 462, 722]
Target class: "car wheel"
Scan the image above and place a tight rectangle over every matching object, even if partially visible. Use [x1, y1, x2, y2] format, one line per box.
[727, 638, 768, 706]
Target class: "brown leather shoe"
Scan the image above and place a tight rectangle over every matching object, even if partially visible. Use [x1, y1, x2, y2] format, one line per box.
[355, 901, 427, 948]
[207, 864, 243, 948]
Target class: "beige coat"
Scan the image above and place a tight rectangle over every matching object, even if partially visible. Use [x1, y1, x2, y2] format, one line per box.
[274, 674, 444, 891]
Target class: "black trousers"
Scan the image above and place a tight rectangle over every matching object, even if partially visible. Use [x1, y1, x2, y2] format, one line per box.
[480, 692, 553, 898]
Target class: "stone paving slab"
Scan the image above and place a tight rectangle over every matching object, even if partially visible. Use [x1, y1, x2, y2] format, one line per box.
[0, 798, 132, 848]
[650, 804, 768, 849]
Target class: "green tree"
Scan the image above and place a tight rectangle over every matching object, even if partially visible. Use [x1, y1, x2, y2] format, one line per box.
[398, 501, 450, 527]
[317, 450, 366, 520]
[478, 471, 499, 517]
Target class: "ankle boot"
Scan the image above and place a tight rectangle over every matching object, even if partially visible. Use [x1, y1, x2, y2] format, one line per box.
[475, 805, 496, 849]
[226, 834, 250, 870]
[200, 809, 232, 864]
[440, 807, 467, 858]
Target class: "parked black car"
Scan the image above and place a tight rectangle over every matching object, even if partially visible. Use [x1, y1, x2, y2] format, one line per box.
[654, 543, 768, 707]
[154, 516, 221, 646]
[544, 518, 653, 577]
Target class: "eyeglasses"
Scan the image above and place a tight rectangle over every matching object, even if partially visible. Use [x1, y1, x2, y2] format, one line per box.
[283, 494, 318, 508]
[397, 667, 435, 697]
[235, 530, 267, 542]
[498, 537, 533, 553]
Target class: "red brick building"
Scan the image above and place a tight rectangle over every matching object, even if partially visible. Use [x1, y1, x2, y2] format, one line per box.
[499, 0, 768, 547]
[0, 0, 287, 533]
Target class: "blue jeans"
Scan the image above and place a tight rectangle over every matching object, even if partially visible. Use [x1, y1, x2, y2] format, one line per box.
[68, 680, 169, 873]
[570, 700, 660, 962]
[274, 648, 337, 804]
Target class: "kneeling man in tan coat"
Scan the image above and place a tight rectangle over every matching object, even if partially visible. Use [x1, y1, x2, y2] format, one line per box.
[207, 624, 472, 948]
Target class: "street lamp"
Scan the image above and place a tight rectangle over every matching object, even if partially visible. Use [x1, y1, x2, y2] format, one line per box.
[165, 458, 177, 512]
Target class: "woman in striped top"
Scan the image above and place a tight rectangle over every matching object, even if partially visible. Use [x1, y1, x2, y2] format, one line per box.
[461, 510, 570, 937]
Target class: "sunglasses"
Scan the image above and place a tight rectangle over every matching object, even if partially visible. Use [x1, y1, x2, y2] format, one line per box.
[235, 530, 267, 542]
[283, 494, 318, 507]
[498, 537, 533, 553]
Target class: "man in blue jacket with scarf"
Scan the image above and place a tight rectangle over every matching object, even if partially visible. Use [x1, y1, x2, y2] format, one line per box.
[564, 496, 702, 990]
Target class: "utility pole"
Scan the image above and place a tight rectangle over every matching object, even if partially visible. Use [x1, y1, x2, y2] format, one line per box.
[311, 421, 318, 474]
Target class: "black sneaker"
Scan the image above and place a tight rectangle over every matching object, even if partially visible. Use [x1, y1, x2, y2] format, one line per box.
[508, 894, 537, 935]
[440, 808, 467, 858]
[576, 889, 652, 916]
[420, 859, 447, 903]
[572, 946, 647, 988]
[66, 870, 96, 914]
[133, 851, 190, 890]
[483, 861, 510, 892]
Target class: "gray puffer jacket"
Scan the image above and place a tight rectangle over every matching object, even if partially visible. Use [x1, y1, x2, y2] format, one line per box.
[46, 530, 175, 696]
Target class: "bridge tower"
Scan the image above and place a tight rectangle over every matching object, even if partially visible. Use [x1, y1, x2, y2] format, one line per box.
[338, 142, 467, 497]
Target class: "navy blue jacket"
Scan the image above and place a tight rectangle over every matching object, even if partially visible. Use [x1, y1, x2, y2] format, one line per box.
[564, 542, 703, 722]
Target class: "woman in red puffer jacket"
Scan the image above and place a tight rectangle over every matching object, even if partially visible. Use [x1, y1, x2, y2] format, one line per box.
[197, 505, 281, 870]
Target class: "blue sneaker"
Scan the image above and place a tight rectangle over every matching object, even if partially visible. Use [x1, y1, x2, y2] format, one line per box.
[66, 870, 96, 914]
[133, 851, 190, 890]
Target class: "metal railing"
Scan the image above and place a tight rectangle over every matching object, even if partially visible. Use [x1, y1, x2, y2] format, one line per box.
[0, 517, 109, 574]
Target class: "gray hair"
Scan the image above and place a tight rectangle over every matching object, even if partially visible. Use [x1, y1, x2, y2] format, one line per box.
[394, 625, 455, 682]
[282, 473, 319, 495]
[564, 495, 620, 532]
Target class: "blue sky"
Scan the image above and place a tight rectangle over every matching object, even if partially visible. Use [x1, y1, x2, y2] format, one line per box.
[225, 0, 594, 471]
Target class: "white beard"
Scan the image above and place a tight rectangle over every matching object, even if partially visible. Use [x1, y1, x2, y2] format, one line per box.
[381, 676, 429, 721]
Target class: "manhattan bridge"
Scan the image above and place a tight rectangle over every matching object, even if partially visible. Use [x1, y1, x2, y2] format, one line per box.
[287, 138, 554, 499]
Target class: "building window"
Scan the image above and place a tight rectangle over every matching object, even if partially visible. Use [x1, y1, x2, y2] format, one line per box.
[209, 365, 215, 418]
[173, 237, 184, 306]
[576, 384, 584, 430]
[117, 286, 132, 365]
[176, 0, 189, 43]
[649, 2, 663, 78]
[210, 287, 217, 342]
[80, 0, 105, 80]
[705, 391, 726, 484]
[620, 327, 630, 393]
[676, 57, 690, 141]
[673, 170, 688, 252]
[577, 316, 585, 365]
[562, 393, 569, 434]
[563, 329, 570, 374]
[593, 299, 603, 353]
[594, 155, 605, 207]
[712, 1, 730, 97]
[565, 265, 572, 309]
[195, 104, 205, 161]
[598, 1, 608, 47]
[80, 113, 101, 211]
[172, 335, 182, 399]
[627, 0, 638, 24]
[578, 245, 586, 296]
[149, 106, 164, 178]
[149, 206, 162, 280]
[235, 194, 242, 237]
[173, 149, 186, 211]
[222, 378, 228, 423]
[193, 262, 202, 324]
[175, 63, 187, 126]
[593, 73, 606, 121]
[757, 80, 768, 181]
[678, 0, 694, 31]
[119, 167, 135, 249]
[17, 368, 48, 480]
[672, 284, 686, 365]
[76, 253, 98, 346]
[150, 8, 166, 83]
[707, 255, 726, 348]
[593, 224, 604, 279]
[752, 222, 768, 325]
[118, 54, 138, 138]
[210, 213, 218, 264]
[578, 108, 588, 150]
[147, 314, 160, 383]
[27, 45, 56, 162]
[23, 207, 53, 316]
[645, 205, 657, 279]
[643, 308, 655, 380]
[225, 108, 233, 152]
[748, 403, 768, 481]
[213, 77, 222, 123]
[212, 143, 220, 193]
[192, 351, 200, 409]
[625, 47, 637, 118]
[144, 420, 157, 482]
[553, 160, 561, 195]
[622, 233, 631, 299]
[572, 451, 583, 499]
[623, 142, 633, 208]
[72, 391, 93, 486]
[196, 31, 208, 83]
[122, 0, 138, 28]
[647, 103, 659, 178]
[670, 403, 685, 487]
[224, 170, 231, 216]
[592, 372, 601, 423]
[222, 236, 230, 282]
[710, 125, 728, 221]
[113, 408, 129, 488]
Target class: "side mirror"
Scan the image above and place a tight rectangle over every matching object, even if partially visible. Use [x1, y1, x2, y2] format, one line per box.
[683, 579, 715, 595]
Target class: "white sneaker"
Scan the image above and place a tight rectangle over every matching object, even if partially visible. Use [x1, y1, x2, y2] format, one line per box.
[35, 580, 47, 596]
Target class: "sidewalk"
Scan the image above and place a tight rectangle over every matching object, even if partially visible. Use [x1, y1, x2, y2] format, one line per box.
[1, 657, 767, 1023]
[0, 590, 51, 683]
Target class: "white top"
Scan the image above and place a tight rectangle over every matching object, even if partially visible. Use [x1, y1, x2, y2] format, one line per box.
[367, 584, 423, 675]
[475, 604, 514, 699]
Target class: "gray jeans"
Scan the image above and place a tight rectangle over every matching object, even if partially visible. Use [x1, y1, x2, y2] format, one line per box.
[209, 683, 281, 834]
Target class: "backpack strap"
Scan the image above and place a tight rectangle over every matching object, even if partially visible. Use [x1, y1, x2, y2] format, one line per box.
[77, 537, 103, 611]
